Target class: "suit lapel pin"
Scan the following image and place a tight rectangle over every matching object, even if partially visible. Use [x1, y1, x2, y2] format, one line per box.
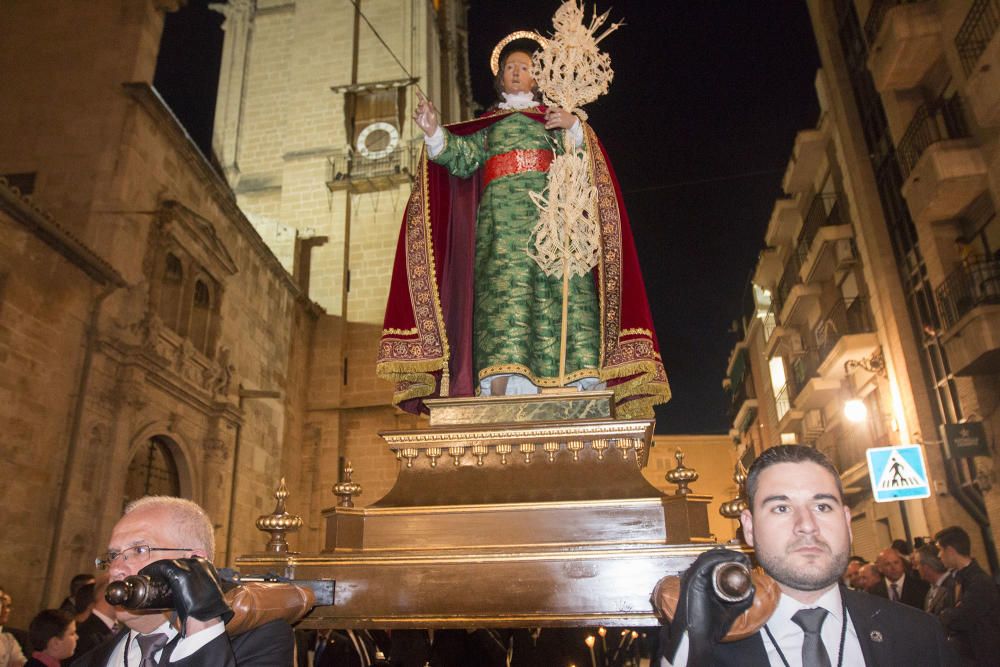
[870, 630, 883, 643]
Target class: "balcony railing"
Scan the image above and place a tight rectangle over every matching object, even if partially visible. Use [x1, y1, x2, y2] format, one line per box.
[327, 143, 420, 192]
[774, 252, 804, 316]
[774, 351, 814, 422]
[796, 194, 846, 266]
[814, 297, 876, 360]
[897, 95, 971, 179]
[761, 302, 778, 342]
[956, 0, 1000, 75]
[790, 349, 820, 393]
[775, 383, 792, 422]
[935, 258, 1000, 329]
[864, 0, 924, 44]
[728, 376, 757, 420]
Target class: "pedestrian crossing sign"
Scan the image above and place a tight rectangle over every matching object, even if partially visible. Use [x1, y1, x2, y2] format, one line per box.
[866, 444, 931, 502]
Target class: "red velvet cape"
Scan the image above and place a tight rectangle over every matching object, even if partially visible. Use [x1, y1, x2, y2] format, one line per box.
[376, 109, 671, 418]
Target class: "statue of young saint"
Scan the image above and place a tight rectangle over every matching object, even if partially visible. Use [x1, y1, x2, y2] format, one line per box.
[377, 31, 670, 419]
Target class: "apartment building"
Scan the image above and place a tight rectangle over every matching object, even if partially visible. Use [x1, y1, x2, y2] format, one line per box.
[726, 0, 1000, 566]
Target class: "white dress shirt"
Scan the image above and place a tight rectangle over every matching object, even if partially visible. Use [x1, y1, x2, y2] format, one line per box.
[663, 586, 866, 667]
[886, 572, 905, 601]
[106, 619, 225, 666]
[0, 628, 26, 666]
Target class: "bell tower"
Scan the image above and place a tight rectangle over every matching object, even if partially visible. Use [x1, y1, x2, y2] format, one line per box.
[212, 0, 471, 314]
[211, 0, 473, 505]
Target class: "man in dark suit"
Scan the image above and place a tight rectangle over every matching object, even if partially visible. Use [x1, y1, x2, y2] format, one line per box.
[60, 575, 96, 616]
[913, 544, 956, 615]
[660, 445, 960, 666]
[69, 578, 116, 662]
[71, 496, 293, 667]
[935, 525, 1000, 666]
[870, 546, 929, 609]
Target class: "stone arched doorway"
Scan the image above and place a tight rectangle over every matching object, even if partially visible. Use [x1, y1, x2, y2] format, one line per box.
[123, 435, 182, 511]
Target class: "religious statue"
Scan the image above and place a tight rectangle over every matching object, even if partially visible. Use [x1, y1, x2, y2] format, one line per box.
[377, 4, 670, 419]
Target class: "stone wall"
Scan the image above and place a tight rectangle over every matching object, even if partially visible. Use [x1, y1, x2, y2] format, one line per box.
[644, 434, 740, 543]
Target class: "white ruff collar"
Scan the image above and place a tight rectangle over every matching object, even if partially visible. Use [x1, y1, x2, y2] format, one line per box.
[498, 91, 537, 110]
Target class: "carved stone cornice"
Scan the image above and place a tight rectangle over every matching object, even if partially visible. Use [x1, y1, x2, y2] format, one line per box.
[121, 82, 312, 310]
[97, 335, 243, 426]
[156, 200, 238, 282]
[0, 178, 126, 287]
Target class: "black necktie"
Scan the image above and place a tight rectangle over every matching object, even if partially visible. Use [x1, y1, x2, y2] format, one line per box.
[890, 582, 899, 601]
[136, 632, 168, 667]
[791, 607, 832, 667]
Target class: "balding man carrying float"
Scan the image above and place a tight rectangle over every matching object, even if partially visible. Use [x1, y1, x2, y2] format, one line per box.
[72, 496, 294, 667]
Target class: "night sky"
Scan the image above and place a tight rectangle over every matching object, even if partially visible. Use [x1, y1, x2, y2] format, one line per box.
[155, 1, 821, 435]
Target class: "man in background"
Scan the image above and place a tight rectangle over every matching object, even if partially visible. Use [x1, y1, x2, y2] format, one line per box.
[871, 547, 928, 609]
[855, 563, 882, 593]
[69, 578, 116, 662]
[935, 525, 1000, 666]
[1, 589, 27, 666]
[912, 544, 955, 615]
[59, 577, 95, 616]
[842, 556, 867, 590]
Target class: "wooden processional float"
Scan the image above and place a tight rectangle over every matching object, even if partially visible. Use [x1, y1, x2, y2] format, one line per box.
[227, 3, 775, 635]
[233, 391, 760, 630]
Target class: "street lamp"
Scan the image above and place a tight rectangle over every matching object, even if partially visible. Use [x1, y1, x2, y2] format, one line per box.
[844, 398, 868, 423]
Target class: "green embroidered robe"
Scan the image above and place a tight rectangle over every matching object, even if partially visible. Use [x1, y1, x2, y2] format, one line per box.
[431, 111, 600, 387]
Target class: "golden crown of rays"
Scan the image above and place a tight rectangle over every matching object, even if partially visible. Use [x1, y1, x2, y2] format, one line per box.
[490, 30, 549, 76]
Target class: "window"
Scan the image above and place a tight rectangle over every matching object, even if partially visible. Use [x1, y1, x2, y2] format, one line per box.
[770, 356, 791, 421]
[159, 253, 185, 331]
[123, 436, 181, 509]
[189, 279, 213, 356]
[151, 250, 220, 359]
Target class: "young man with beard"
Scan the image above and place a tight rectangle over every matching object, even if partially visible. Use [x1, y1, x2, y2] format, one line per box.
[662, 445, 959, 666]
[935, 525, 1000, 665]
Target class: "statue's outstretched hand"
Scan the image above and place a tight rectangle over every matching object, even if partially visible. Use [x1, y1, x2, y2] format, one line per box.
[413, 92, 439, 136]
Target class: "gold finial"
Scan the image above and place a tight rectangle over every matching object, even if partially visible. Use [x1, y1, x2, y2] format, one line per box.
[719, 460, 749, 519]
[255, 478, 303, 553]
[665, 449, 698, 495]
[332, 461, 363, 508]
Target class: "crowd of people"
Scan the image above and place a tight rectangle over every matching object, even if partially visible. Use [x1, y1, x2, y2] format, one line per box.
[0, 572, 117, 666]
[1, 496, 294, 667]
[839, 528, 1000, 665]
[2, 450, 1000, 666]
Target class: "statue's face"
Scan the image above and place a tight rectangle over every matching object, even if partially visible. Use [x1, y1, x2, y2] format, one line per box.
[501, 51, 535, 95]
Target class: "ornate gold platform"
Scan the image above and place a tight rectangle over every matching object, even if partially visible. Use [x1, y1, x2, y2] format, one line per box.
[237, 392, 722, 628]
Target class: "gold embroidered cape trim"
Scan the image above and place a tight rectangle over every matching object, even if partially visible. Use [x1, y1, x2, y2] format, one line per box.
[584, 123, 671, 418]
[477, 363, 599, 389]
[376, 147, 451, 405]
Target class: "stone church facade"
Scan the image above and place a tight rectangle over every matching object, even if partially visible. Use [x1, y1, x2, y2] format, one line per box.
[0, 0, 470, 623]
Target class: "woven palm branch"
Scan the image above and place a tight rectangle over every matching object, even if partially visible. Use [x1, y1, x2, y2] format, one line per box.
[533, 0, 621, 116]
[528, 1, 621, 279]
[527, 149, 601, 278]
